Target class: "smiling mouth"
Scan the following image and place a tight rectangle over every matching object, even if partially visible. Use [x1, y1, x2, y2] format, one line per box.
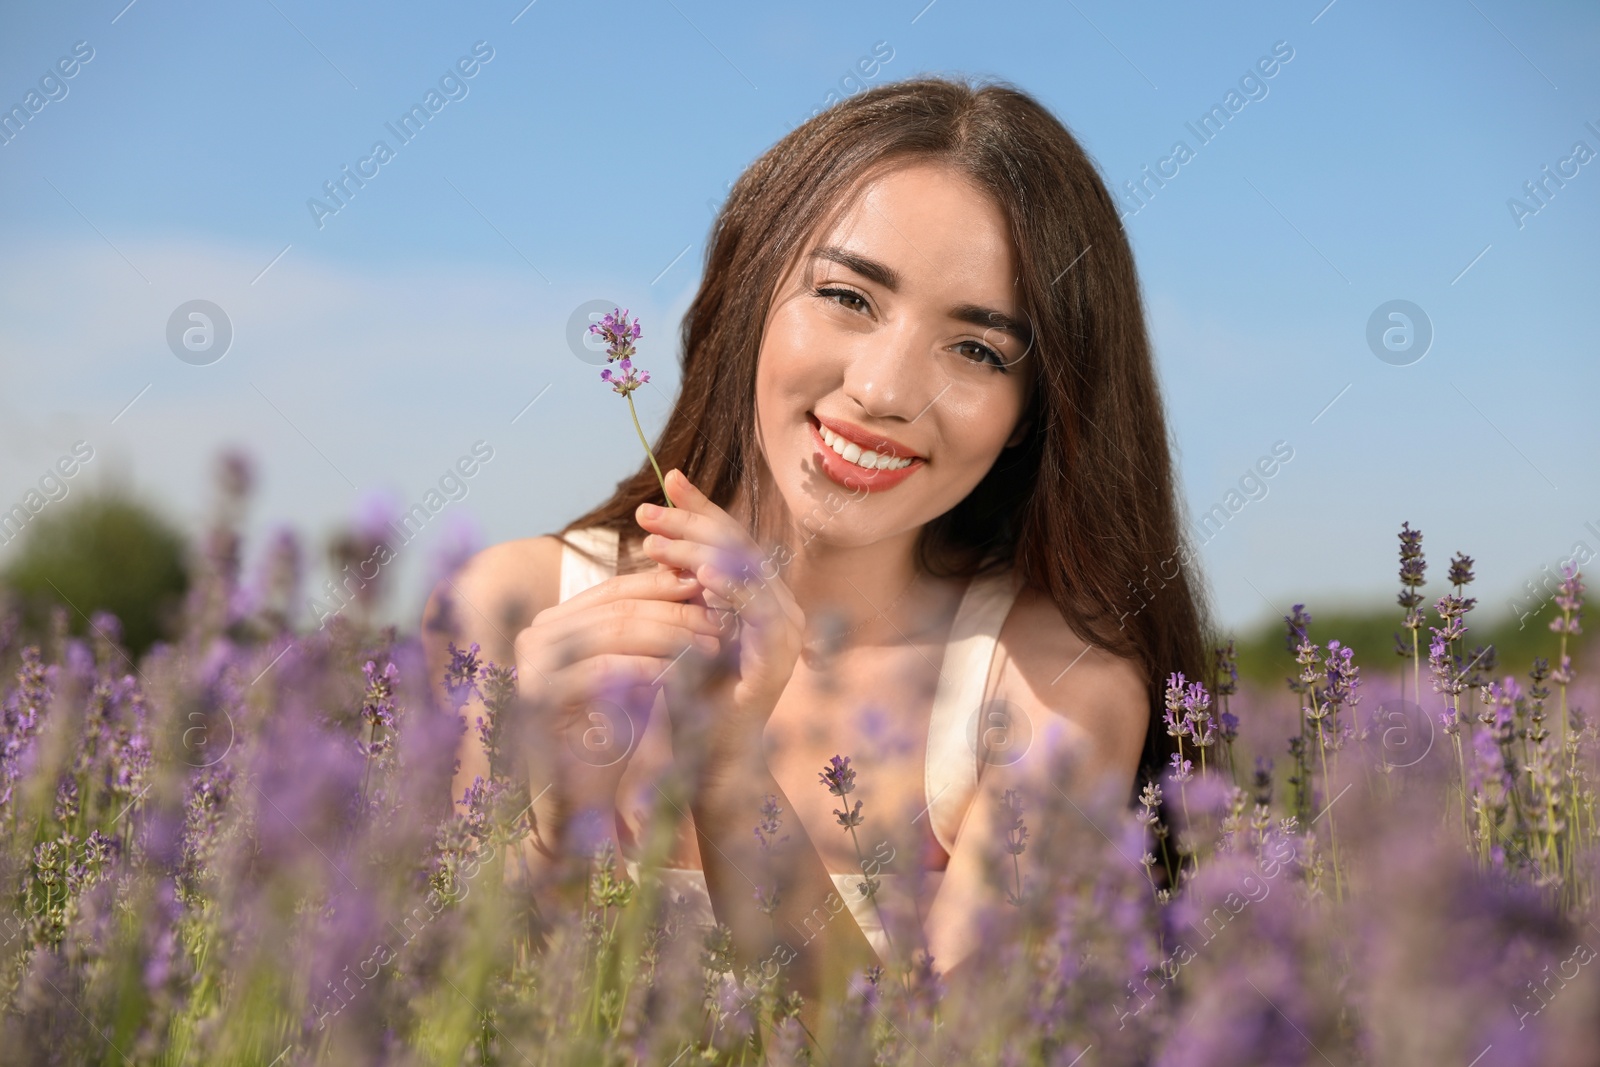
[807, 413, 920, 471]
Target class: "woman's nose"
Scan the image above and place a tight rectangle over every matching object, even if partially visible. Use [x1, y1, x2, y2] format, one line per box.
[839, 322, 940, 423]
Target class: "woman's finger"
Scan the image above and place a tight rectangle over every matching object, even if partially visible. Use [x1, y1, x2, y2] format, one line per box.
[542, 617, 720, 668]
[536, 596, 724, 647]
[643, 534, 796, 638]
[662, 468, 802, 607]
[542, 654, 682, 707]
[535, 565, 702, 626]
[634, 499, 745, 552]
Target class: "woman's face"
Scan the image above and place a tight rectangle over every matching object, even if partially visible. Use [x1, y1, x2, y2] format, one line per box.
[754, 161, 1034, 551]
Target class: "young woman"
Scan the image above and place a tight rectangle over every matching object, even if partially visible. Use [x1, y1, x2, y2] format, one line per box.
[423, 75, 1212, 1003]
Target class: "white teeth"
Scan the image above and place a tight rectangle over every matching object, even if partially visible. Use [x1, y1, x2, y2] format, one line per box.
[818, 424, 913, 471]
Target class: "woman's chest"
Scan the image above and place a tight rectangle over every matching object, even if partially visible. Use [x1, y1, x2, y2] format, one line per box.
[612, 645, 954, 875]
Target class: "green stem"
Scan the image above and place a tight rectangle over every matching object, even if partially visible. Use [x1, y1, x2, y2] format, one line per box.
[1315, 717, 1343, 905]
[1412, 628, 1421, 716]
[1557, 627, 1575, 901]
[1175, 734, 1194, 882]
[359, 720, 376, 813]
[625, 392, 675, 508]
[845, 822, 896, 962]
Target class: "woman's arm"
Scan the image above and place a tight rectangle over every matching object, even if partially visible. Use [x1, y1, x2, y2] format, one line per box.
[421, 536, 567, 881]
[920, 590, 1148, 977]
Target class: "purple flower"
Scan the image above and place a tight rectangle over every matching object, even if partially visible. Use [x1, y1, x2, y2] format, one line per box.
[1163, 673, 1190, 741]
[1397, 521, 1426, 610]
[819, 754, 856, 796]
[53, 774, 78, 824]
[1471, 720, 1511, 799]
[591, 309, 675, 506]
[1, 647, 54, 813]
[1000, 789, 1029, 856]
[834, 798, 864, 829]
[1550, 560, 1584, 635]
[442, 641, 481, 706]
[1214, 640, 1238, 697]
[589, 306, 641, 361]
[753, 883, 782, 916]
[1137, 781, 1163, 827]
[1284, 603, 1313, 652]
[356, 660, 399, 758]
[754, 793, 787, 851]
[1322, 640, 1361, 711]
[1219, 709, 1240, 743]
[600, 356, 651, 396]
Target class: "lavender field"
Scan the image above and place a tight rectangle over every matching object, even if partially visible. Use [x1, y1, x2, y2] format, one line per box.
[0, 458, 1596, 1067]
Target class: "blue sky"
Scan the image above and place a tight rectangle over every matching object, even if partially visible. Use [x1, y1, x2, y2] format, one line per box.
[2, 0, 1597, 638]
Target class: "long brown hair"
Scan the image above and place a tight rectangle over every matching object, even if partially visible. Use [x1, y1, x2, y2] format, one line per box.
[563, 75, 1215, 807]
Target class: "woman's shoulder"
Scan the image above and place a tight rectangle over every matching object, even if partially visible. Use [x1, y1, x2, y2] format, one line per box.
[993, 583, 1148, 777]
[422, 533, 569, 637]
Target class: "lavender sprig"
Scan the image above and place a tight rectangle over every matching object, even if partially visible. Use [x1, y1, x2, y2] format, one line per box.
[1395, 523, 1427, 706]
[592, 308, 674, 508]
[1214, 640, 1240, 780]
[998, 788, 1029, 906]
[753, 793, 788, 919]
[818, 754, 895, 957]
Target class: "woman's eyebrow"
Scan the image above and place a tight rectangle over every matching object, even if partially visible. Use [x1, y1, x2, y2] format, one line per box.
[809, 245, 1032, 345]
[810, 246, 901, 290]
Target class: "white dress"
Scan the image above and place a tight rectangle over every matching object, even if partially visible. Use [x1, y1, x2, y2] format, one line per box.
[557, 526, 1020, 964]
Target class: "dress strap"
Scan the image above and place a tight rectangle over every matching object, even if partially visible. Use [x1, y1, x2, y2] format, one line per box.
[923, 570, 1022, 855]
[558, 526, 620, 604]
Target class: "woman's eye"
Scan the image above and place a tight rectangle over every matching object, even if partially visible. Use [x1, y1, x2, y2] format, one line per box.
[958, 341, 1008, 371]
[815, 286, 869, 314]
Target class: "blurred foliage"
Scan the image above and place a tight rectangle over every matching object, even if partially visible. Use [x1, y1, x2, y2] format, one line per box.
[0, 490, 190, 660]
[1226, 593, 1586, 690]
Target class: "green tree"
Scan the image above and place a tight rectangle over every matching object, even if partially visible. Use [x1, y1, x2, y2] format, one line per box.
[0, 491, 190, 661]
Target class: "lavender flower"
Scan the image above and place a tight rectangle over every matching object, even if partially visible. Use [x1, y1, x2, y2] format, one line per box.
[754, 793, 787, 851]
[819, 754, 856, 797]
[1136, 782, 1163, 828]
[52, 774, 78, 824]
[1285, 606, 1315, 697]
[1, 647, 53, 813]
[356, 659, 398, 758]
[599, 357, 650, 396]
[1000, 789, 1029, 856]
[834, 798, 864, 829]
[589, 306, 641, 361]
[1550, 561, 1584, 635]
[1163, 672, 1190, 743]
[1397, 522, 1427, 618]
[1210, 641, 1241, 780]
[592, 307, 673, 506]
[753, 793, 787, 916]
[442, 641, 481, 708]
[474, 661, 517, 779]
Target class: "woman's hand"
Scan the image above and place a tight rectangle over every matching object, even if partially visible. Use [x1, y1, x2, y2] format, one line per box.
[511, 562, 723, 831]
[634, 469, 806, 763]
